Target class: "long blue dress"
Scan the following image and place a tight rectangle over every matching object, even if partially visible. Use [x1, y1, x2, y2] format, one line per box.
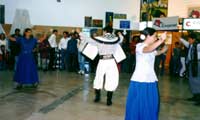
[14, 37, 39, 85]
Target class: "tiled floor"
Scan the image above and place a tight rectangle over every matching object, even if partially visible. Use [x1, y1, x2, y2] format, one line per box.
[0, 70, 199, 120]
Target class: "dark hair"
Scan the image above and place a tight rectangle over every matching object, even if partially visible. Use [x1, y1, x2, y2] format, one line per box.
[103, 26, 113, 33]
[15, 28, 20, 33]
[141, 27, 156, 36]
[175, 42, 180, 45]
[0, 33, 6, 40]
[63, 31, 69, 35]
[160, 12, 166, 17]
[23, 28, 32, 37]
[188, 33, 197, 40]
[53, 29, 58, 33]
[132, 36, 140, 41]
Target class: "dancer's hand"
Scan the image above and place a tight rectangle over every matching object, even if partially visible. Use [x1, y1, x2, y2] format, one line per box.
[160, 32, 167, 42]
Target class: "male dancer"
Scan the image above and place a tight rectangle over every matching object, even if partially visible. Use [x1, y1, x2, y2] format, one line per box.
[80, 26, 125, 106]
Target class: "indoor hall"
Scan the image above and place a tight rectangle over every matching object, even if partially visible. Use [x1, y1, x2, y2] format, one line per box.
[1, 0, 200, 120]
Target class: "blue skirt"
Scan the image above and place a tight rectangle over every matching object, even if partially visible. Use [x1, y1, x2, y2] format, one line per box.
[14, 53, 39, 84]
[125, 81, 159, 120]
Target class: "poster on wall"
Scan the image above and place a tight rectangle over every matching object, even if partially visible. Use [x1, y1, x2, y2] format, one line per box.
[120, 20, 130, 29]
[92, 19, 103, 28]
[84, 16, 92, 27]
[140, 0, 168, 21]
[114, 13, 127, 19]
[105, 12, 114, 27]
[188, 7, 200, 18]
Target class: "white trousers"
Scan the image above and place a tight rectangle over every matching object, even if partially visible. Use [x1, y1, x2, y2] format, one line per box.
[93, 59, 119, 91]
[179, 57, 186, 76]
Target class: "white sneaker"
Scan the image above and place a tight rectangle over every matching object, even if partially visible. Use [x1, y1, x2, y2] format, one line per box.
[81, 70, 85, 75]
[78, 70, 82, 74]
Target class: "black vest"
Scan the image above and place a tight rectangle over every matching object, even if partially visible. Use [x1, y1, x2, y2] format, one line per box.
[189, 43, 198, 77]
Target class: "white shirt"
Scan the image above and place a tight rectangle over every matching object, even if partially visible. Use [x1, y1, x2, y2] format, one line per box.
[48, 34, 57, 48]
[79, 33, 124, 54]
[180, 38, 200, 60]
[58, 37, 69, 50]
[131, 43, 158, 82]
[197, 44, 200, 60]
[0, 39, 7, 54]
[92, 33, 123, 55]
[180, 38, 189, 48]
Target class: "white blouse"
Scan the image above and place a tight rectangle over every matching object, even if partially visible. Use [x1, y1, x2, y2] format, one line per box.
[131, 43, 158, 83]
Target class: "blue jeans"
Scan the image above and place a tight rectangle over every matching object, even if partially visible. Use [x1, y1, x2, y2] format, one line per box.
[78, 52, 85, 71]
[60, 49, 66, 69]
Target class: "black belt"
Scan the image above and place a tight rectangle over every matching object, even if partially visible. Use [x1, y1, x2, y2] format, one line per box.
[99, 55, 114, 59]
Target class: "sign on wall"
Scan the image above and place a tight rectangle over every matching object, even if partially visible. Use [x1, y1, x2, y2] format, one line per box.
[183, 18, 200, 30]
[113, 19, 134, 30]
[152, 16, 178, 30]
[140, 0, 168, 21]
[120, 20, 130, 29]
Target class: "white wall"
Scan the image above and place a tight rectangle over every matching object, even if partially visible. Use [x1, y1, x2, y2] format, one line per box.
[0, 0, 5, 5]
[5, 0, 140, 27]
[168, 0, 200, 18]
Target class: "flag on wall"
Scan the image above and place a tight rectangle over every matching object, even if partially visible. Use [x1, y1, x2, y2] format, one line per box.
[0, 24, 5, 33]
[105, 12, 114, 27]
[10, 9, 32, 34]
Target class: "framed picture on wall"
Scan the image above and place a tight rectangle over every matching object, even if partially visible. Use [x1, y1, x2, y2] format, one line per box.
[92, 19, 103, 28]
[140, 0, 168, 21]
[114, 13, 127, 19]
[188, 7, 200, 18]
[84, 16, 92, 27]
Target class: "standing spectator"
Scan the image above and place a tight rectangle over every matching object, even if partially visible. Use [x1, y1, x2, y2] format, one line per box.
[125, 27, 168, 120]
[179, 43, 187, 77]
[179, 34, 200, 106]
[0, 33, 9, 70]
[155, 43, 168, 76]
[58, 31, 69, 70]
[172, 42, 181, 76]
[66, 33, 78, 72]
[77, 31, 86, 75]
[48, 29, 58, 70]
[9, 28, 22, 70]
[39, 34, 49, 71]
